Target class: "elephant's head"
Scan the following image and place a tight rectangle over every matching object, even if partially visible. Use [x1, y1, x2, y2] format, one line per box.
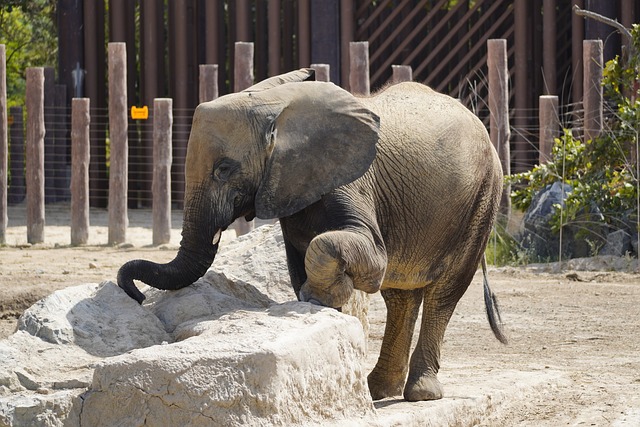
[117, 69, 380, 303]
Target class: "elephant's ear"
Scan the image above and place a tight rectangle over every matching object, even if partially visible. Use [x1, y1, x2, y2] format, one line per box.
[255, 81, 380, 219]
[243, 68, 315, 93]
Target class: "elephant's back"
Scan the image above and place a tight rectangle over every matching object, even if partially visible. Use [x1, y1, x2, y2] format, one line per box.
[360, 83, 502, 289]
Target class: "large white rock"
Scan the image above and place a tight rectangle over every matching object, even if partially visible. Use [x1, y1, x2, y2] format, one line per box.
[0, 224, 375, 427]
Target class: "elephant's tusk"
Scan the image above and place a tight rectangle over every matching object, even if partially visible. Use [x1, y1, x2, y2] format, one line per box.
[212, 229, 222, 245]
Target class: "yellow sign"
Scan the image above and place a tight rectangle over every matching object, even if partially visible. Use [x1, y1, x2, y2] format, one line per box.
[131, 106, 149, 120]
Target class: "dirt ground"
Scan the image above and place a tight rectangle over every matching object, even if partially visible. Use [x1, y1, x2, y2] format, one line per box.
[1, 203, 640, 425]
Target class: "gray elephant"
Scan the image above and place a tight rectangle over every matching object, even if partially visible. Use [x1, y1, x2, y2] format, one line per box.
[117, 68, 506, 401]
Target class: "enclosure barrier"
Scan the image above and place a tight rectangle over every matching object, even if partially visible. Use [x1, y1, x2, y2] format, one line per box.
[0, 39, 608, 246]
[487, 39, 511, 220]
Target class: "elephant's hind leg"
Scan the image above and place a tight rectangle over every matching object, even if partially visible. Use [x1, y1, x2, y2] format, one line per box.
[367, 287, 424, 400]
[403, 278, 470, 401]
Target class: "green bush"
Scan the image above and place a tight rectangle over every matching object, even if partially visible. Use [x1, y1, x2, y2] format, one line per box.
[507, 24, 640, 246]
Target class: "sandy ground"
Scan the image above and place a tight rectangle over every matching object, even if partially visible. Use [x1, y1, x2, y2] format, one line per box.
[1, 202, 640, 425]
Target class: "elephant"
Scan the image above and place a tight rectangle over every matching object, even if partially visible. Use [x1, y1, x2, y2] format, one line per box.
[117, 68, 507, 402]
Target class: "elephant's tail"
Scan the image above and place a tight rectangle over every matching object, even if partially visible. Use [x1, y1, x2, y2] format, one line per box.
[481, 255, 508, 344]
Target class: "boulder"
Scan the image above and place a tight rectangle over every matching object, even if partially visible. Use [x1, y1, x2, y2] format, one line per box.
[599, 229, 632, 257]
[519, 182, 606, 261]
[0, 224, 375, 426]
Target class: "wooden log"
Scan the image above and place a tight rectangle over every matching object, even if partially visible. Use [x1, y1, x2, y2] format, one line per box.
[8, 106, 25, 204]
[0, 45, 6, 244]
[539, 95, 559, 164]
[152, 98, 173, 246]
[487, 39, 511, 220]
[310, 64, 330, 82]
[234, 42, 254, 92]
[391, 65, 412, 84]
[583, 40, 603, 144]
[199, 64, 219, 103]
[26, 67, 46, 244]
[108, 43, 128, 245]
[349, 41, 370, 96]
[71, 98, 90, 245]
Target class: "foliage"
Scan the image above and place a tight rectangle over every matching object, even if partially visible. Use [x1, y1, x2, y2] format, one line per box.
[508, 24, 640, 239]
[0, 0, 57, 108]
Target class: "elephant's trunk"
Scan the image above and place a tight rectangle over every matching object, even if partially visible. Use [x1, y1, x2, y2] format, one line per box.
[117, 229, 222, 304]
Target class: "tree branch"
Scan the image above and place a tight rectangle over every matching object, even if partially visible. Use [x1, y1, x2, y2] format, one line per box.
[573, 5, 633, 44]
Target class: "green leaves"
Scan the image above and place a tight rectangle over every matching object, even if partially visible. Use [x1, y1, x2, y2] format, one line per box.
[0, 0, 57, 108]
[509, 26, 640, 237]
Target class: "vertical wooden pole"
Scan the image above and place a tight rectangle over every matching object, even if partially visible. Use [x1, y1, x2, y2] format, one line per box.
[234, 42, 254, 92]
[26, 68, 46, 244]
[349, 41, 370, 96]
[0, 45, 6, 244]
[71, 98, 90, 246]
[233, 42, 254, 236]
[152, 98, 173, 246]
[108, 43, 128, 245]
[391, 65, 412, 84]
[583, 39, 603, 144]
[8, 106, 25, 204]
[199, 64, 219, 103]
[310, 64, 330, 82]
[487, 39, 511, 219]
[539, 95, 559, 164]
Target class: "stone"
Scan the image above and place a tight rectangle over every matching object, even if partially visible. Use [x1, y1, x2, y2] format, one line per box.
[599, 229, 632, 257]
[520, 182, 607, 261]
[0, 224, 375, 427]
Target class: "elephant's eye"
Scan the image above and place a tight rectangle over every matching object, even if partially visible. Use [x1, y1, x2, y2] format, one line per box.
[213, 158, 238, 182]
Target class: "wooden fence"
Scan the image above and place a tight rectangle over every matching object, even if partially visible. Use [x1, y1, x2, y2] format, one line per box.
[0, 38, 608, 246]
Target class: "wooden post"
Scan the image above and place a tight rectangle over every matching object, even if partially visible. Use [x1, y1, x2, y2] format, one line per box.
[233, 42, 255, 236]
[199, 64, 219, 103]
[349, 41, 370, 96]
[310, 64, 330, 82]
[108, 43, 128, 245]
[26, 68, 46, 244]
[487, 39, 511, 219]
[234, 42, 254, 92]
[583, 40, 603, 144]
[71, 98, 90, 245]
[8, 106, 24, 204]
[152, 98, 172, 246]
[391, 65, 412, 84]
[0, 45, 6, 244]
[539, 95, 559, 164]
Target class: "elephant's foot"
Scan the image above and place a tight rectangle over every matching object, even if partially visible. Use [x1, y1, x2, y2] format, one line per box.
[367, 368, 406, 400]
[403, 374, 443, 401]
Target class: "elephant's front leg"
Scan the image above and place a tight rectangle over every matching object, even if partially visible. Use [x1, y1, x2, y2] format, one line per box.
[300, 229, 387, 308]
